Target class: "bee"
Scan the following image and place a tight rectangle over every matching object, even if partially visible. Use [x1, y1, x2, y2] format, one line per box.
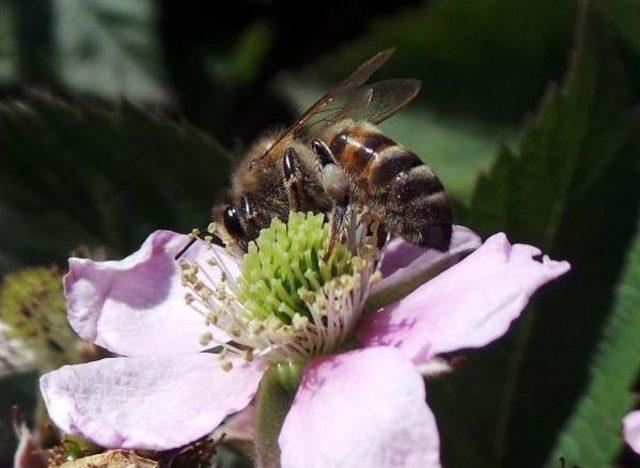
[212, 49, 452, 254]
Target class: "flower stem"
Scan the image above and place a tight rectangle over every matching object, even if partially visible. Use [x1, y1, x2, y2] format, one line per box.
[254, 361, 302, 468]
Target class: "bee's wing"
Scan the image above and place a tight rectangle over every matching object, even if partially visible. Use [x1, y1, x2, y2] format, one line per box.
[326, 48, 396, 96]
[262, 49, 396, 159]
[353, 79, 421, 124]
[308, 78, 421, 131]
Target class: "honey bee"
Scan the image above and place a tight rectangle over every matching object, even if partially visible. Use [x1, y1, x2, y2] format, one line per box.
[212, 49, 452, 254]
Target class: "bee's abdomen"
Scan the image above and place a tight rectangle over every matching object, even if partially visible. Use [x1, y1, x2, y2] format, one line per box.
[389, 165, 445, 203]
[328, 123, 453, 250]
[369, 147, 422, 188]
[329, 126, 420, 194]
[388, 165, 452, 250]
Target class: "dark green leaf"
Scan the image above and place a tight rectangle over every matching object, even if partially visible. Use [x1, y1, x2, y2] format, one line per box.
[549, 218, 640, 465]
[215, 445, 253, 468]
[597, 0, 640, 57]
[54, 0, 168, 102]
[306, 0, 575, 122]
[0, 1, 17, 84]
[0, 92, 231, 271]
[429, 3, 640, 467]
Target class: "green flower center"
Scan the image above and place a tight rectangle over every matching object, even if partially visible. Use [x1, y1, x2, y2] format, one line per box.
[237, 212, 354, 325]
[182, 210, 381, 362]
[0, 267, 80, 369]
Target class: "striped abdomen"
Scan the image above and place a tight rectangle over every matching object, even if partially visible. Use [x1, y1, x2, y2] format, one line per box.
[326, 122, 453, 250]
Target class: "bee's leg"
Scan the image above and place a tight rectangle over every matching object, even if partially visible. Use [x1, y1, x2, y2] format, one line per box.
[311, 139, 336, 167]
[283, 147, 303, 212]
[375, 223, 390, 249]
[240, 195, 261, 240]
[311, 140, 352, 260]
[325, 199, 349, 260]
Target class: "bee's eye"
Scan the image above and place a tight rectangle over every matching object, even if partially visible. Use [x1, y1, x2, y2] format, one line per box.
[223, 205, 246, 240]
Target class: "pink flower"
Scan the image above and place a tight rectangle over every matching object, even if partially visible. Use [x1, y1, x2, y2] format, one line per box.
[40, 225, 569, 468]
[624, 411, 640, 454]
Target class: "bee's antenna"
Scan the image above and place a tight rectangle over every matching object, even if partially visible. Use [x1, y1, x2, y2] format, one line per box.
[174, 237, 198, 260]
[174, 230, 225, 260]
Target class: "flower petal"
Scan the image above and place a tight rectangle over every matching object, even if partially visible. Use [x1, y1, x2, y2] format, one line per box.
[367, 226, 481, 311]
[358, 233, 570, 363]
[65, 230, 237, 356]
[624, 411, 640, 454]
[40, 353, 266, 450]
[212, 401, 255, 456]
[379, 225, 481, 279]
[279, 346, 440, 468]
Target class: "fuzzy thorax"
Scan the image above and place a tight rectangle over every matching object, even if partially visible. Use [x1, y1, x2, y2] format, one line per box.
[180, 212, 382, 365]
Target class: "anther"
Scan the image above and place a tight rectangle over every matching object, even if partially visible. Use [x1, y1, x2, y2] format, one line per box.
[370, 271, 383, 284]
[200, 332, 213, 346]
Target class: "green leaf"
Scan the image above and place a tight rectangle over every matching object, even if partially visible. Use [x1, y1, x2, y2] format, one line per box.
[428, 3, 640, 467]
[597, 0, 640, 57]
[549, 218, 640, 465]
[0, 92, 231, 271]
[215, 445, 253, 468]
[307, 0, 575, 122]
[54, 0, 169, 102]
[0, 1, 17, 84]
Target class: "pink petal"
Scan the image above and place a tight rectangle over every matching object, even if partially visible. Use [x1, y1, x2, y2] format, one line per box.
[379, 225, 481, 279]
[358, 233, 570, 363]
[213, 401, 255, 447]
[279, 347, 440, 468]
[624, 411, 640, 454]
[368, 226, 481, 310]
[40, 353, 266, 450]
[65, 230, 236, 356]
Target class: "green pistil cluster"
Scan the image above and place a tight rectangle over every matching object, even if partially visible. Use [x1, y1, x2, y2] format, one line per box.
[0, 267, 80, 369]
[237, 212, 353, 325]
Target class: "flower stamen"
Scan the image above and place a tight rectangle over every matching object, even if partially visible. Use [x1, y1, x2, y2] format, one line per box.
[181, 211, 383, 364]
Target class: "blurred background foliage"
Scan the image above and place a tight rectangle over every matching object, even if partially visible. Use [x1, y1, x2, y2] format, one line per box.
[0, 0, 638, 466]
